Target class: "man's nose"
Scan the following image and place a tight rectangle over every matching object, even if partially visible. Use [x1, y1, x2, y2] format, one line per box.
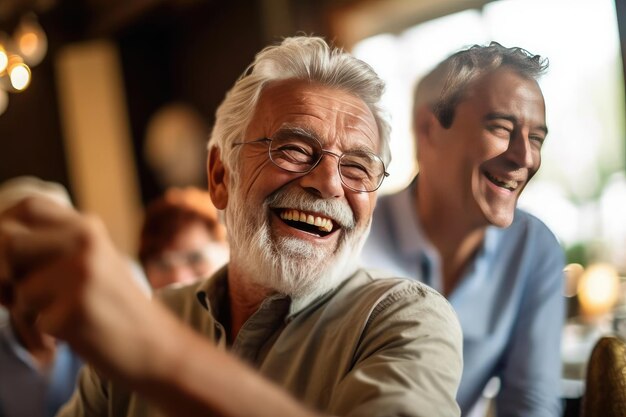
[297, 154, 345, 199]
[507, 130, 536, 169]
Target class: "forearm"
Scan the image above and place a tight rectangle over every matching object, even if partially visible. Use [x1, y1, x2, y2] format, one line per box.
[120, 300, 321, 417]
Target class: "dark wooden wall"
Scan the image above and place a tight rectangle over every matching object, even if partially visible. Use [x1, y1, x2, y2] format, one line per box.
[117, 0, 265, 202]
[0, 0, 312, 205]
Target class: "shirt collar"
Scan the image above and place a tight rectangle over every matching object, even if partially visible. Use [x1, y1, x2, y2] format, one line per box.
[386, 179, 442, 287]
[391, 180, 430, 257]
[194, 264, 358, 324]
[195, 265, 293, 326]
[196, 264, 230, 317]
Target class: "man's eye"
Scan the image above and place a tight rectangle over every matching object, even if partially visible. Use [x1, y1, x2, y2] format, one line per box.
[488, 125, 512, 138]
[341, 162, 370, 180]
[278, 144, 312, 154]
[187, 252, 205, 265]
[276, 146, 314, 162]
[530, 135, 545, 145]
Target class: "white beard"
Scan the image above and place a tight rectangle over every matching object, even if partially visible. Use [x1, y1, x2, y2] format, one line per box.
[224, 183, 370, 302]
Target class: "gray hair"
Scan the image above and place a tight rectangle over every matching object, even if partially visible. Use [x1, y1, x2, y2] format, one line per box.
[413, 41, 549, 128]
[208, 36, 391, 183]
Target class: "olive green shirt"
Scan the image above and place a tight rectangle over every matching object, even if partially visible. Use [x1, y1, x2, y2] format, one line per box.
[58, 267, 462, 417]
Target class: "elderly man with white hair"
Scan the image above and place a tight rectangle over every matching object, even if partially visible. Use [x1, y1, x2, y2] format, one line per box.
[0, 36, 462, 417]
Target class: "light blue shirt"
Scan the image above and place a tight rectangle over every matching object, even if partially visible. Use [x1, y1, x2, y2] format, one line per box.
[362, 182, 565, 417]
[0, 315, 82, 417]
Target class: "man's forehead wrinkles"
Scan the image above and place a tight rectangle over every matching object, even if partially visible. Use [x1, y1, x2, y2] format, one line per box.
[274, 118, 378, 149]
[254, 80, 380, 154]
[348, 115, 377, 138]
[273, 124, 318, 139]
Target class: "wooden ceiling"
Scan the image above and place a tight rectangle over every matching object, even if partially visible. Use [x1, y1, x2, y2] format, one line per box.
[0, 0, 213, 40]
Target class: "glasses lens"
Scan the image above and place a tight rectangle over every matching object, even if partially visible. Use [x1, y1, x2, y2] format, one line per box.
[267, 134, 386, 192]
[269, 135, 320, 173]
[340, 151, 385, 192]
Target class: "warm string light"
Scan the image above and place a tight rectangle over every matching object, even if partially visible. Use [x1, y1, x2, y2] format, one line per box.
[0, 42, 8, 116]
[577, 263, 620, 318]
[14, 14, 47, 67]
[7, 54, 31, 91]
[0, 44, 8, 73]
[0, 14, 47, 116]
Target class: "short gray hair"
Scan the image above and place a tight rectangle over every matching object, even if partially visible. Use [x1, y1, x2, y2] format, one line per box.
[208, 36, 391, 182]
[414, 41, 549, 128]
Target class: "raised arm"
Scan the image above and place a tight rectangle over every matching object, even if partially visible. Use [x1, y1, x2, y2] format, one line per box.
[0, 197, 318, 417]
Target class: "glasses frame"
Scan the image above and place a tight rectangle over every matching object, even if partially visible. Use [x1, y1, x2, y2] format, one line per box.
[233, 136, 389, 193]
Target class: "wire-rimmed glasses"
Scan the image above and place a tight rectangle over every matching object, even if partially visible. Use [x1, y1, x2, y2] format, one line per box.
[233, 133, 389, 193]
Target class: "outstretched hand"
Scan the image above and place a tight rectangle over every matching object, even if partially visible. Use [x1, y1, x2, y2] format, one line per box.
[0, 197, 156, 380]
[0, 197, 323, 417]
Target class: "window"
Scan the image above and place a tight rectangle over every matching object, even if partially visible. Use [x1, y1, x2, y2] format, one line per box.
[353, 0, 625, 270]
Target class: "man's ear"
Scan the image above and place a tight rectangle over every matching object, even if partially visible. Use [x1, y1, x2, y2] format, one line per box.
[413, 104, 439, 148]
[208, 147, 229, 210]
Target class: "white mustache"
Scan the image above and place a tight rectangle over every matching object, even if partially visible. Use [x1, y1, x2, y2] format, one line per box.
[266, 186, 356, 230]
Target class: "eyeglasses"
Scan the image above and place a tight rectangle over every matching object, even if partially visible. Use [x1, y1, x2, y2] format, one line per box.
[233, 134, 389, 193]
[147, 247, 212, 274]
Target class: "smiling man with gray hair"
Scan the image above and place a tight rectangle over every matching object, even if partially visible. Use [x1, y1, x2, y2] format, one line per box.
[0, 36, 462, 417]
[362, 42, 564, 417]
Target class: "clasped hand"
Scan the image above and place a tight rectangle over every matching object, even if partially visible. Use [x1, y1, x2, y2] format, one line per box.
[0, 196, 154, 379]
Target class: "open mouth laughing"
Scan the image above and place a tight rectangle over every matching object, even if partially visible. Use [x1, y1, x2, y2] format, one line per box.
[277, 208, 336, 237]
[484, 171, 520, 192]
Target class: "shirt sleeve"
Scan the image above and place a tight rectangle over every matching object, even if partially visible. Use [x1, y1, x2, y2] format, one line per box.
[495, 226, 565, 417]
[327, 283, 463, 417]
[55, 365, 110, 417]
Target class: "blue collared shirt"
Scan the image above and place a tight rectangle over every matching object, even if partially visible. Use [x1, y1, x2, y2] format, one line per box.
[362, 183, 565, 417]
[0, 313, 82, 417]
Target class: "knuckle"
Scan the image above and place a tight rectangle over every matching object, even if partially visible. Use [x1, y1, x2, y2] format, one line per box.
[14, 196, 44, 219]
[0, 222, 19, 257]
[77, 214, 109, 255]
[79, 214, 101, 241]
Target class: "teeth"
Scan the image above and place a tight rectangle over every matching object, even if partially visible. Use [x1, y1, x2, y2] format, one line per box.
[279, 209, 334, 233]
[487, 173, 518, 190]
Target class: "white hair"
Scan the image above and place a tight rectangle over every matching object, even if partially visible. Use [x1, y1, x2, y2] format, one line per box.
[208, 36, 391, 185]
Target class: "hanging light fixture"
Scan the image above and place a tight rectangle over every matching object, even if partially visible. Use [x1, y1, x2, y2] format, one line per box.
[0, 13, 47, 116]
[0, 47, 8, 74]
[0, 35, 9, 74]
[6, 54, 31, 91]
[0, 36, 7, 116]
[14, 13, 48, 67]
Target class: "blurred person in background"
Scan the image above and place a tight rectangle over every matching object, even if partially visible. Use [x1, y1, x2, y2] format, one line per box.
[362, 42, 565, 417]
[139, 187, 229, 289]
[0, 176, 83, 417]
